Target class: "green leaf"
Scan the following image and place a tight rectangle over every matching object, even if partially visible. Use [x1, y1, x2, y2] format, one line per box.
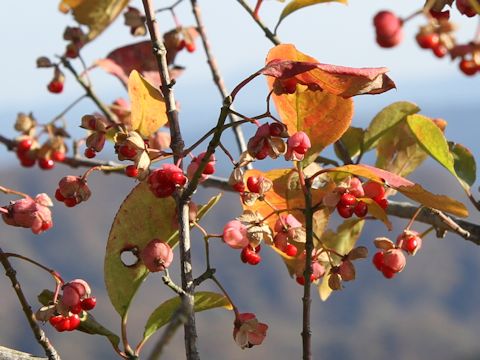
[142, 292, 232, 342]
[277, 0, 348, 30]
[364, 101, 420, 151]
[334, 127, 364, 160]
[449, 142, 476, 187]
[406, 114, 456, 176]
[375, 121, 428, 177]
[38, 290, 120, 348]
[105, 183, 221, 317]
[318, 219, 364, 301]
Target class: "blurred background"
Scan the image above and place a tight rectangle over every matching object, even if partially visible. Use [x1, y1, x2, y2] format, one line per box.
[1, 0, 480, 359]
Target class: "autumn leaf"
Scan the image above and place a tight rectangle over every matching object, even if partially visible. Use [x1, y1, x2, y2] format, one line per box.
[327, 164, 468, 217]
[276, 0, 348, 30]
[128, 70, 168, 137]
[59, 0, 129, 42]
[449, 142, 476, 187]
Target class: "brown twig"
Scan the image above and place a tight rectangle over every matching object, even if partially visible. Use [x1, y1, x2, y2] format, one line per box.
[0, 248, 60, 360]
[190, 0, 249, 162]
[0, 346, 47, 360]
[235, 0, 281, 45]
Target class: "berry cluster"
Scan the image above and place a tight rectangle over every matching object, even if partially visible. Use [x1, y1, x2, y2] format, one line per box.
[148, 164, 186, 198]
[2, 193, 53, 234]
[372, 230, 422, 278]
[49, 279, 96, 332]
[187, 152, 216, 183]
[247, 123, 288, 160]
[15, 137, 66, 170]
[241, 244, 262, 265]
[54, 176, 91, 207]
[273, 214, 302, 257]
[333, 179, 388, 219]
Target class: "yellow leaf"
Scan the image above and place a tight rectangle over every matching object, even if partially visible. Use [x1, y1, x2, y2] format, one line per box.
[59, 0, 129, 41]
[128, 70, 168, 138]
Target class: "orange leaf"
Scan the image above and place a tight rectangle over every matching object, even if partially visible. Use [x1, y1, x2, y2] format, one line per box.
[264, 44, 395, 97]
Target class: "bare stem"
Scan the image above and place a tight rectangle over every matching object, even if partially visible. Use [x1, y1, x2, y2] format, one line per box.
[0, 248, 61, 360]
[235, 0, 281, 45]
[190, 0, 249, 160]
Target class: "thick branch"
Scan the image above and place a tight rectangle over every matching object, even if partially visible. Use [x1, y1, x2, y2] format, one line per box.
[190, 0, 249, 159]
[0, 346, 47, 360]
[0, 248, 60, 360]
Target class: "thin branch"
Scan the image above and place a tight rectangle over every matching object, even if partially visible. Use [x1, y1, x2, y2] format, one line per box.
[190, 0, 249, 162]
[61, 58, 118, 125]
[0, 248, 60, 360]
[235, 0, 281, 45]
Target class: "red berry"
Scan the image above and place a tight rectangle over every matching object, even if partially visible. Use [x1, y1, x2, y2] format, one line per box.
[432, 45, 448, 58]
[49, 315, 64, 327]
[171, 171, 186, 186]
[284, 243, 298, 257]
[459, 59, 477, 76]
[203, 162, 215, 175]
[337, 204, 354, 218]
[363, 181, 385, 199]
[20, 156, 36, 167]
[54, 317, 70, 332]
[372, 251, 384, 271]
[47, 80, 64, 94]
[67, 314, 81, 331]
[177, 39, 186, 51]
[456, 0, 478, 17]
[125, 165, 139, 178]
[38, 158, 55, 170]
[373, 11, 404, 48]
[17, 138, 32, 152]
[247, 176, 261, 193]
[80, 297, 97, 311]
[55, 189, 65, 202]
[70, 304, 83, 314]
[404, 236, 419, 253]
[240, 246, 261, 265]
[416, 33, 439, 49]
[381, 267, 396, 279]
[185, 42, 196, 53]
[296, 274, 315, 285]
[353, 201, 368, 217]
[429, 9, 450, 20]
[269, 122, 285, 137]
[118, 145, 137, 158]
[51, 150, 66, 162]
[64, 197, 77, 208]
[84, 148, 96, 158]
[41, 220, 53, 231]
[281, 78, 297, 94]
[374, 196, 388, 210]
[232, 182, 245, 192]
[255, 144, 269, 160]
[339, 193, 357, 207]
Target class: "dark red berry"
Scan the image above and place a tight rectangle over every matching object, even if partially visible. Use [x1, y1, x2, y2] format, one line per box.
[70, 304, 83, 314]
[125, 165, 139, 178]
[47, 81, 64, 94]
[404, 236, 419, 253]
[339, 193, 357, 207]
[203, 162, 215, 175]
[20, 156, 36, 167]
[118, 145, 137, 158]
[381, 267, 395, 279]
[281, 78, 297, 94]
[284, 243, 298, 257]
[363, 181, 385, 199]
[432, 45, 448, 58]
[55, 189, 66, 202]
[374, 197, 388, 210]
[84, 148, 96, 158]
[64, 197, 77, 208]
[353, 201, 368, 217]
[241, 246, 261, 265]
[232, 182, 245, 192]
[416, 33, 439, 49]
[247, 176, 261, 193]
[459, 59, 477, 76]
[171, 171, 186, 186]
[372, 251, 384, 271]
[269, 123, 284, 137]
[51, 150, 66, 162]
[337, 204, 354, 218]
[49, 315, 64, 327]
[67, 314, 81, 331]
[80, 297, 97, 311]
[41, 221, 53, 231]
[38, 158, 55, 170]
[54, 317, 70, 332]
[177, 39, 186, 51]
[17, 138, 33, 152]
